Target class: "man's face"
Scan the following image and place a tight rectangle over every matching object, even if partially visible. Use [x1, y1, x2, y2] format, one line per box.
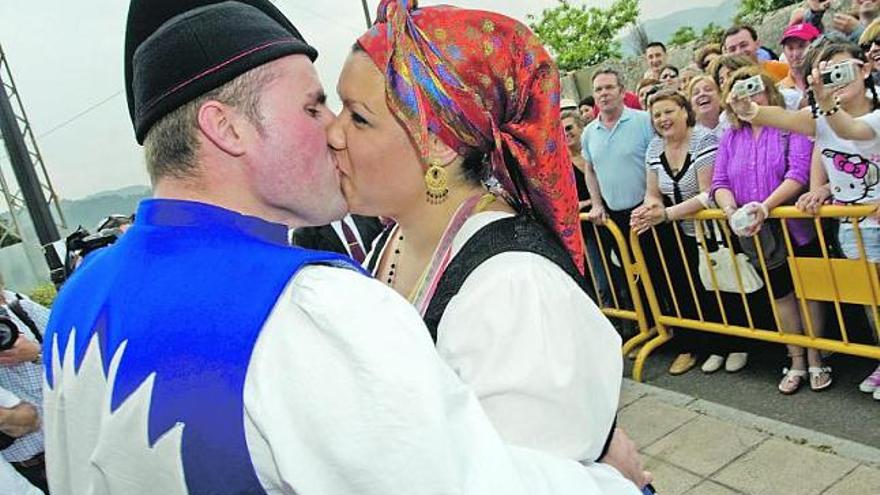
[593, 74, 624, 114]
[724, 29, 759, 61]
[645, 46, 666, 71]
[241, 55, 347, 227]
[783, 38, 810, 69]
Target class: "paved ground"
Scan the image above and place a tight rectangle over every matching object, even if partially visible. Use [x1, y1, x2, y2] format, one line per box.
[624, 338, 880, 448]
[619, 380, 880, 495]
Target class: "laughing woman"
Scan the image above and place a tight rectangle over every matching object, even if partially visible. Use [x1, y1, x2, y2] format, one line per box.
[327, 0, 642, 491]
[630, 91, 746, 376]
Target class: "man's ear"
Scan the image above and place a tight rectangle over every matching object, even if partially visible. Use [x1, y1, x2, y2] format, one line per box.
[426, 133, 459, 167]
[197, 101, 247, 157]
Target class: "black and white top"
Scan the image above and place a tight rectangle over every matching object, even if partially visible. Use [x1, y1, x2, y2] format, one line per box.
[645, 126, 718, 236]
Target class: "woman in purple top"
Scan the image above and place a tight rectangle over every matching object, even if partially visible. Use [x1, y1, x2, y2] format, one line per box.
[713, 66, 831, 395]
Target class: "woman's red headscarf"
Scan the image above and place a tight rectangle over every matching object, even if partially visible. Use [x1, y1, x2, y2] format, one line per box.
[357, 0, 585, 273]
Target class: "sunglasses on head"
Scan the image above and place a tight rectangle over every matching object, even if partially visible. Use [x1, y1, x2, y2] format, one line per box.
[861, 38, 880, 52]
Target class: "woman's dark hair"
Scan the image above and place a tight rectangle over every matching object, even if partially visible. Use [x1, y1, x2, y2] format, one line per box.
[815, 42, 880, 111]
[460, 150, 490, 185]
[648, 90, 696, 129]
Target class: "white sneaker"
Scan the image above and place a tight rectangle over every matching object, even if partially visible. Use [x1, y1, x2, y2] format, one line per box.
[701, 354, 724, 373]
[725, 352, 748, 373]
[874, 388, 880, 401]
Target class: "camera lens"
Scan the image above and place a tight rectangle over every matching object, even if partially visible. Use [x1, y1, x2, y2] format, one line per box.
[0, 319, 16, 351]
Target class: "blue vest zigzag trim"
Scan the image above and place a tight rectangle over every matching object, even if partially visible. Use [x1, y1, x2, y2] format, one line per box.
[45, 199, 362, 494]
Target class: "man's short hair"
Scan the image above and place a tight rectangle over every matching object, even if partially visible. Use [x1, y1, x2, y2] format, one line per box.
[591, 68, 624, 87]
[723, 25, 758, 45]
[143, 64, 277, 183]
[645, 41, 667, 53]
[579, 96, 595, 107]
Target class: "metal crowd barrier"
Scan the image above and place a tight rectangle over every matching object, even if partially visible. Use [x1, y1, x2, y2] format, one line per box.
[623, 205, 880, 382]
[578, 214, 653, 359]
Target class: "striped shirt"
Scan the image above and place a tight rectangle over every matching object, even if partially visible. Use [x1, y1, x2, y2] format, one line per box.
[0, 290, 47, 463]
[646, 126, 718, 236]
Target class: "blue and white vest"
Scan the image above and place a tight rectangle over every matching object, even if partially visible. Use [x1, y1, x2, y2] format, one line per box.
[45, 199, 360, 494]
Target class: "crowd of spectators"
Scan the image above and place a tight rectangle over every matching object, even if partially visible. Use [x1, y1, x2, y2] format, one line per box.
[573, 1, 880, 399]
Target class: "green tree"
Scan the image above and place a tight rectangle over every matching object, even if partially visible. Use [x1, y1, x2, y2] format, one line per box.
[528, 0, 640, 72]
[700, 22, 725, 45]
[737, 0, 799, 19]
[29, 283, 57, 308]
[669, 26, 697, 47]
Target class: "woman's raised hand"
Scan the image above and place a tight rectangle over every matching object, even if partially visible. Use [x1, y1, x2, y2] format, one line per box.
[726, 92, 759, 122]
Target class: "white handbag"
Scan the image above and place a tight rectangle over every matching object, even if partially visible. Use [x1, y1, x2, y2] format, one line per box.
[697, 222, 764, 294]
[698, 245, 764, 293]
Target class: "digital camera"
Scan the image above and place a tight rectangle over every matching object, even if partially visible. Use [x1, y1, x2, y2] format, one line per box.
[821, 60, 859, 88]
[0, 308, 19, 352]
[731, 75, 765, 99]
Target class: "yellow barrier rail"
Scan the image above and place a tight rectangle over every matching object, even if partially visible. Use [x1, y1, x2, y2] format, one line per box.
[627, 205, 880, 382]
[578, 214, 654, 357]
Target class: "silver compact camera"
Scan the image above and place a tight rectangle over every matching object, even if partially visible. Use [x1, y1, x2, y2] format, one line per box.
[821, 60, 859, 88]
[731, 75, 765, 99]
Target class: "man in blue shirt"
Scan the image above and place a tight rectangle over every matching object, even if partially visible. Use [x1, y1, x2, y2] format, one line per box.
[581, 68, 654, 239]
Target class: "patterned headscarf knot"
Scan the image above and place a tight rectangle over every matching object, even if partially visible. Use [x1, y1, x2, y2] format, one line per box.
[358, 0, 585, 273]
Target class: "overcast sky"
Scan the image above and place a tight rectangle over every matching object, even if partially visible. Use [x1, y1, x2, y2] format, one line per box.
[0, 0, 721, 200]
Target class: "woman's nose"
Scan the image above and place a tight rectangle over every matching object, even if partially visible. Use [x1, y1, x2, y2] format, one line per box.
[326, 115, 346, 150]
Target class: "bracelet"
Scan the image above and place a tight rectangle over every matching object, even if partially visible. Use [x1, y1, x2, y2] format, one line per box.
[817, 96, 841, 117]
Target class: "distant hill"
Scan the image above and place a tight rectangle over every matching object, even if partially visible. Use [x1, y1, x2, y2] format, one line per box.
[0, 184, 149, 245]
[623, 0, 739, 55]
[59, 185, 150, 232]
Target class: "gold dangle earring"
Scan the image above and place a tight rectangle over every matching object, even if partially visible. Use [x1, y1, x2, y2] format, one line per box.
[424, 159, 449, 204]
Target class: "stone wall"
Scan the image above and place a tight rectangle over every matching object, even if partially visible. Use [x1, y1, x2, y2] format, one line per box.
[563, 3, 801, 100]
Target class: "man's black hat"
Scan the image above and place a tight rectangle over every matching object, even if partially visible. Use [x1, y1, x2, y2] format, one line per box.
[125, 0, 318, 144]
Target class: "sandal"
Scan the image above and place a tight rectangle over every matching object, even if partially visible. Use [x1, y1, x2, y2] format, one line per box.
[778, 368, 807, 395]
[808, 366, 833, 391]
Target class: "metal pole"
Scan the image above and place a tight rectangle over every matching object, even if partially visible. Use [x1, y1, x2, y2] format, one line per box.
[0, 57, 64, 285]
[360, 0, 371, 28]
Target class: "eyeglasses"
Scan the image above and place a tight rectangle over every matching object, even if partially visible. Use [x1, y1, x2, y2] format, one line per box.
[860, 38, 880, 52]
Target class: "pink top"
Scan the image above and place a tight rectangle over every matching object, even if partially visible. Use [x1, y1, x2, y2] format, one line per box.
[712, 125, 815, 246]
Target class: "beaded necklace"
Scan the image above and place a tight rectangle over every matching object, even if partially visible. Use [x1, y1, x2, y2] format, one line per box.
[381, 193, 497, 312]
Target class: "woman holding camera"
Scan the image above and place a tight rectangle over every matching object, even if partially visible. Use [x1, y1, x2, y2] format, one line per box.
[728, 42, 880, 399]
[714, 66, 831, 394]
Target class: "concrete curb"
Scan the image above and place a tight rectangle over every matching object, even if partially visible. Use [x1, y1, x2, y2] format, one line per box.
[623, 379, 880, 468]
